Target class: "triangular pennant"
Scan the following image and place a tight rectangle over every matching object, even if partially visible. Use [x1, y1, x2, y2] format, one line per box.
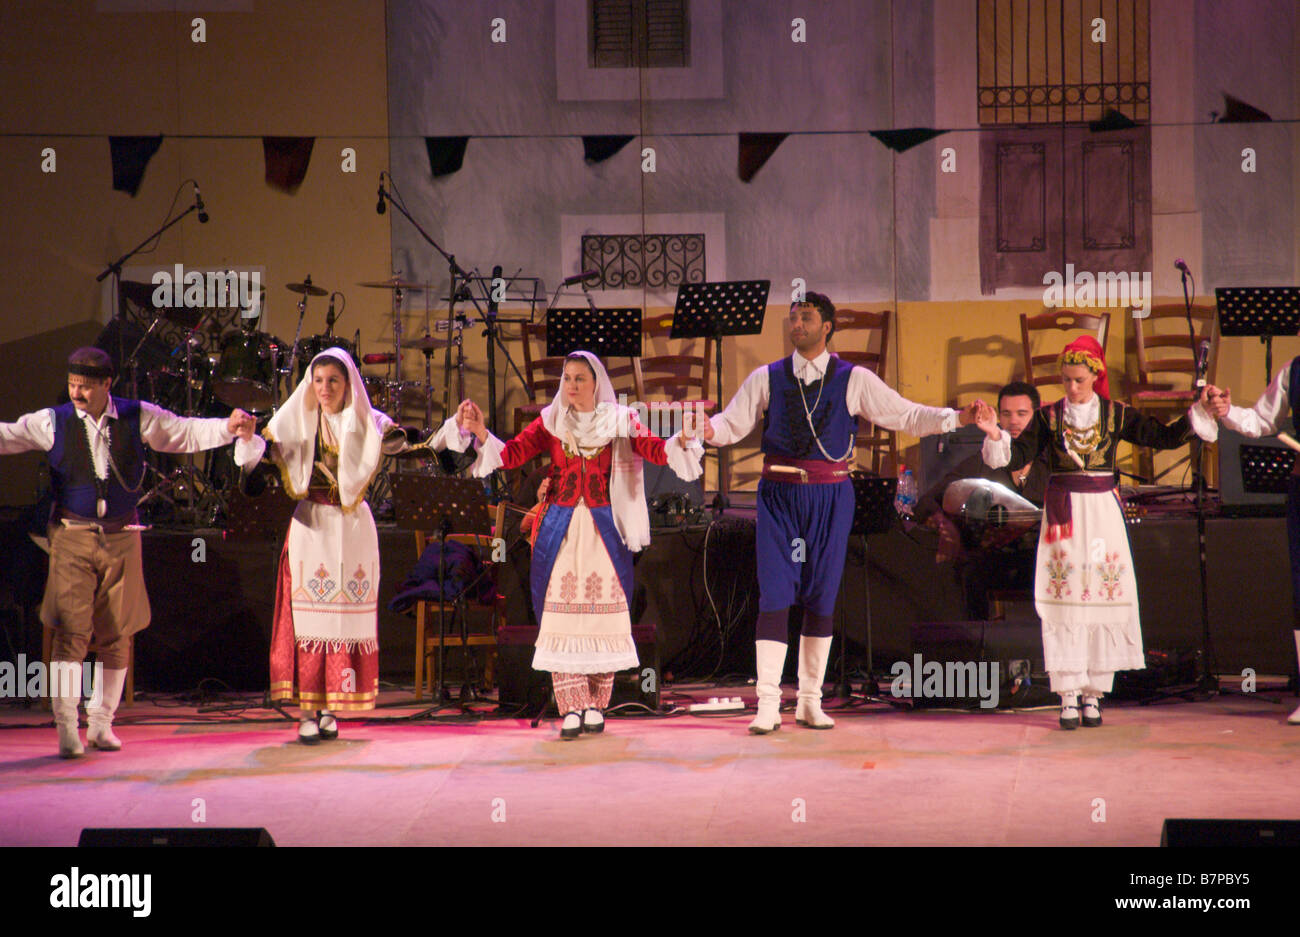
[263, 137, 315, 193]
[108, 136, 163, 196]
[737, 133, 788, 182]
[1089, 109, 1139, 132]
[425, 137, 469, 177]
[868, 128, 947, 153]
[1219, 94, 1272, 123]
[583, 135, 635, 163]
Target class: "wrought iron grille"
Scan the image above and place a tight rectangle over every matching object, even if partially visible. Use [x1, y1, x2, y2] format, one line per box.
[978, 0, 1150, 125]
[580, 233, 706, 290]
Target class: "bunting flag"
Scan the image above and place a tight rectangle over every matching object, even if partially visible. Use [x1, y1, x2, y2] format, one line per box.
[425, 136, 469, 177]
[869, 128, 947, 153]
[737, 132, 788, 182]
[1219, 94, 1272, 123]
[1089, 109, 1138, 132]
[263, 137, 315, 193]
[583, 134, 635, 163]
[108, 136, 163, 196]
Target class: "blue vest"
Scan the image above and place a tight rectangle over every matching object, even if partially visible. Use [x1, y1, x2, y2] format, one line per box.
[761, 355, 856, 461]
[49, 398, 146, 520]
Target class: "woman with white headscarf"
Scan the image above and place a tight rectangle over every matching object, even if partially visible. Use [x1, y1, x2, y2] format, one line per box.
[238, 348, 403, 744]
[438, 351, 703, 739]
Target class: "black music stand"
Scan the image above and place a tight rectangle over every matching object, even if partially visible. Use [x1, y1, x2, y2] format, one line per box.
[1241, 444, 1296, 494]
[1216, 287, 1300, 384]
[546, 306, 642, 360]
[391, 473, 495, 715]
[833, 472, 898, 704]
[672, 280, 770, 502]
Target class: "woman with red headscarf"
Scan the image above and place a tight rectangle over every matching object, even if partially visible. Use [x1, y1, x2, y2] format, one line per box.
[974, 335, 1205, 729]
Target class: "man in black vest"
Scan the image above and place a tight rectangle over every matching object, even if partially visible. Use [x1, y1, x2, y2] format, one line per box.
[0, 347, 255, 756]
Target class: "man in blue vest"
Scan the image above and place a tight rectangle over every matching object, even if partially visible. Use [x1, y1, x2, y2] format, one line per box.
[699, 294, 983, 732]
[1201, 369, 1300, 725]
[0, 347, 255, 756]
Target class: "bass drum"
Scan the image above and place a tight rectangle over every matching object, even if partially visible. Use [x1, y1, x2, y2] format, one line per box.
[212, 330, 279, 413]
[295, 334, 357, 383]
[145, 348, 212, 415]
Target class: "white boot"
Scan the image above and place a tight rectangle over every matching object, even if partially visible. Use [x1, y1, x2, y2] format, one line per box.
[795, 635, 835, 729]
[86, 668, 127, 751]
[748, 640, 787, 734]
[1289, 631, 1300, 725]
[51, 661, 84, 759]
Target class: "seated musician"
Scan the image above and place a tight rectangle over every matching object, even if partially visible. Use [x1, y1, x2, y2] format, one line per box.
[915, 381, 1047, 620]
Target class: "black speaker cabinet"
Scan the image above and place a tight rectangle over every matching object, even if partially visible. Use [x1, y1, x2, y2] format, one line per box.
[78, 827, 275, 847]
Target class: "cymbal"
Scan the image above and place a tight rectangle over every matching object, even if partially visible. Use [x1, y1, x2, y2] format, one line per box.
[400, 335, 450, 351]
[358, 278, 427, 290]
[286, 281, 328, 296]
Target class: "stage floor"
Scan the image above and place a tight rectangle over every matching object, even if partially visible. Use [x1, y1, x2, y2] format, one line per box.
[2, 687, 1297, 847]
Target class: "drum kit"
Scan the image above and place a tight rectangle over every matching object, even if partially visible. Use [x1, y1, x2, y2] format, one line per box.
[125, 274, 467, 526]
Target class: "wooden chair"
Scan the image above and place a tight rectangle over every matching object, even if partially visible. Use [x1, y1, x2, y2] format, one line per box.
[632, 312, 725, 491]
[1019, 309, 1111, 390]
[41, 630, 133, 710]
[833, 309, 898, 475]
[1131, 304, 1219, 484]
[410, 498, 508, 701]
[513, 322, 566, 438]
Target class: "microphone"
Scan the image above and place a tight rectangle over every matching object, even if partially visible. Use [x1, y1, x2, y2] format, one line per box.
[1174, 258, 1190, 274]
[376, 172, 386, 215]
[326, 295, 336, 331]
[561, 270, 600, 287]
[1195, 339, 1211, 387]
[194, 182, 209, 223]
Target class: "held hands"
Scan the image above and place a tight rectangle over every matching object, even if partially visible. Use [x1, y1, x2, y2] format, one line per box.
[456, 399, 488, 442]
[968, 399, 1000, 438]
[680, 407, 715, 443]
[227, 409, 256, 441]
[1202, 385, 1232, 419]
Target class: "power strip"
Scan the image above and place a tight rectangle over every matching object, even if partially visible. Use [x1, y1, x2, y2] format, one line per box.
[688, 696, 746, 713]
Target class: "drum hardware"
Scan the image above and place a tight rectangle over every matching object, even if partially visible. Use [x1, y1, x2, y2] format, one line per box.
[282, 274, 326, 390]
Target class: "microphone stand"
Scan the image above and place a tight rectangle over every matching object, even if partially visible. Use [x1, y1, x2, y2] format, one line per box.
[96, 203, 201, 397]
[377, 179, 528, 496]
[1143, 264, 1219, 704]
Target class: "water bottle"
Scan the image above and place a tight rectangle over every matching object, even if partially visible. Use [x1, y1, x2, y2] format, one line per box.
[895, 465, 917, 517]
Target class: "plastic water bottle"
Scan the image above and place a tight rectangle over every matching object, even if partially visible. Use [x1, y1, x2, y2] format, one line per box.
[895, 465, 917, 517]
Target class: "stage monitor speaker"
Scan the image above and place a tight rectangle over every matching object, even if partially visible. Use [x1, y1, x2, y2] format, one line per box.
[1161, 818, 1300, 847]
[78, 827, 275, 847]
[906, 620, 1049, 708]
[1217, 418, 1294, 516]
[919, 425, 985, 494]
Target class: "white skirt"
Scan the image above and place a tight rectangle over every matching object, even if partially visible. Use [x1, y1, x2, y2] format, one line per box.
[1034, 488, 1146, 676]
[532, 502, 639, 674]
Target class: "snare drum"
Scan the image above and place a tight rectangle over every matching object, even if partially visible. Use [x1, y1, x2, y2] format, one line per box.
[212, 330, 277, 412]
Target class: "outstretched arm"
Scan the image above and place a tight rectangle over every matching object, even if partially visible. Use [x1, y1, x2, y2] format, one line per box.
[847, 366, 962, 438]
[0, 409, 55, 455]
[707, 366, 769, 447]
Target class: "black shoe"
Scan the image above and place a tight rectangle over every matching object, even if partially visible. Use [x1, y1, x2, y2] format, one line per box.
[298, 720, 321, 745]
[318, 711, 339, 740]
[1081, 697, 1102, 728]
[560, 712, 583, 740]
[582, 709, 605, 734]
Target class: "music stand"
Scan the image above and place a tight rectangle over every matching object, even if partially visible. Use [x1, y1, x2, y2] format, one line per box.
[391, 473, 495, 715]
[1216, 287, 1300, 384]
[1241, 444, 1296, 494]
[672, 280, 770, 500]
[833, 472, 898, 704]
[545, 306, 642, 359]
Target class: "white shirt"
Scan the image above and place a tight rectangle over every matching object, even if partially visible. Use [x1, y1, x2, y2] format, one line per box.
[0, 399, 235, 476]
[708, 348, 960, 448]
[1194, 367, 1291, 441]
